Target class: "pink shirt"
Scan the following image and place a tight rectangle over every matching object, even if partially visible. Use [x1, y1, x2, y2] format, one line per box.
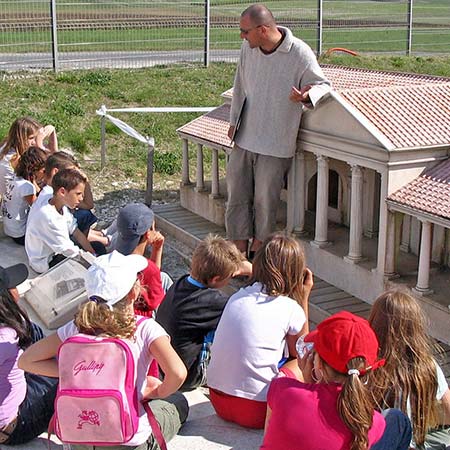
[261, 377, 386, 450]
[0, 327, 26, 427]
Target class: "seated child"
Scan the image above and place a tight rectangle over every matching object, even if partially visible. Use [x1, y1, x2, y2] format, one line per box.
[368, 290, 450, 449]
[1, 147, 47, 245]
[156, 235, 252, 391]
[0, 263, 58, 446]
[0, 117, 57, 197]
[114, 202, 169, 317]
[261, 311, 412, 450]
[18, 251, 188, 449]
[32, 151, 101, 240]
[25, 168, 96, 273]
[207, 233, 312, 429]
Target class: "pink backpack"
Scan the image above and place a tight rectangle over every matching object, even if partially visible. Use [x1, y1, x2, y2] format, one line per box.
[52, 318, 166, 448]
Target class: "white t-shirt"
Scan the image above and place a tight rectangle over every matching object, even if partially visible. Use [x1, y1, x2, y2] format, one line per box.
[207, 282, 306, 401]
[25, 197, 79, 273]
[0, 148, 15, 197]
[57, 316, 168, 446]
[1, 177, 35, 238]
[33, 184, 53, 210]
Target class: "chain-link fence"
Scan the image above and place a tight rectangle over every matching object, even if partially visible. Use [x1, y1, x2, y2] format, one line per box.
[0, 0, 449, 71]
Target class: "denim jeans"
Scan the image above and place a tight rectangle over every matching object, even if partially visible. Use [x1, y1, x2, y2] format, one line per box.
[3, 323, 58, 446]
[73, 208, 98, 234]
[371, 408, 412, 450]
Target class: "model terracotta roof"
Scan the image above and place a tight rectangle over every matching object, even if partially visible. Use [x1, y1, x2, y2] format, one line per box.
[178, 65, 450, 151]
[388, 159, 450, 220]
[322, 64, 450, 91]
[177, 104, 232, 150]
[339, 83, 450, 149]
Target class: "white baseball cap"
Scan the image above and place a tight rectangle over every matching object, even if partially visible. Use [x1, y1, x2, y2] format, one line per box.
[85, 250, 147, 306]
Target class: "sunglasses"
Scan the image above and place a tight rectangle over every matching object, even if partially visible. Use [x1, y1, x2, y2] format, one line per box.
[240, 24, 264, 35]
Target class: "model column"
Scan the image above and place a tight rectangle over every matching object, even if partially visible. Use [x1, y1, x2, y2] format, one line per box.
[312, 155, 329, 247]
[413, 220, 433, 295]
[345, 165, 364, 262]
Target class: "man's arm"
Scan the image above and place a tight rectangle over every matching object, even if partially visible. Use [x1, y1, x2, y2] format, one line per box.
[228, 45, 246, 138]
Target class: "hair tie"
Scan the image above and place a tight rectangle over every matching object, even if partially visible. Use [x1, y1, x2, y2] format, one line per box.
[347, 369, 360, 376]
[89, 296, 113, 311]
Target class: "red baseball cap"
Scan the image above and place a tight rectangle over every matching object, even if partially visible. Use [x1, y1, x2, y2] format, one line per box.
[304, 311, 385, 375]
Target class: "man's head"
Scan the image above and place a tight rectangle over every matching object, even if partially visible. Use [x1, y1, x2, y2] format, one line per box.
[52, 167, 87, 209]
[115, 203, 155, 256]
[191, 235, 244, 288]
[240, 4, 276, 48]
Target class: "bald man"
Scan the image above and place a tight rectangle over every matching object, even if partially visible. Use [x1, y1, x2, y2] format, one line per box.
[226, 4, 330, 256]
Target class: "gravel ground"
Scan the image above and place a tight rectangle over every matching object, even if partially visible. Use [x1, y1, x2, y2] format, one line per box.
[88, 179, 190, 281]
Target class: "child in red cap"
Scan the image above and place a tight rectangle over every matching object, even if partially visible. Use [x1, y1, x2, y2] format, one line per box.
[261, 311, 412, 450]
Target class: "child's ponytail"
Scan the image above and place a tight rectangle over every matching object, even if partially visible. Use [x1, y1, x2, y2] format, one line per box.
[337, 357, 374, 450]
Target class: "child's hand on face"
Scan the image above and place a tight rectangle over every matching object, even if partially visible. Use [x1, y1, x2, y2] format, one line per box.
[147, 231, 165, 249]
[35, 125, 56, 149]
[298, 349, 315, 383]
[142, 375, 163, 400]
[233, 260, 253, 278]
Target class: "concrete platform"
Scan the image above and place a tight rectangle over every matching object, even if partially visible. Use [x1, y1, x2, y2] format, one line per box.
[0, 388, 263, 450]
[0, 231, 263, 450]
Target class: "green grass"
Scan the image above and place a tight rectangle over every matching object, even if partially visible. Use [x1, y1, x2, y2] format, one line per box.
[0, 0, 449, 54]
[1, 56, 450, 191]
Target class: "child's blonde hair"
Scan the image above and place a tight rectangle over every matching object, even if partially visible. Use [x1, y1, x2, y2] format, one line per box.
[368, 289, 440, 445]
[1, 117, 42, 160]
[75, 282, 140, 340]
[190, 235, 244, 285]
[251, 233, 305, 303]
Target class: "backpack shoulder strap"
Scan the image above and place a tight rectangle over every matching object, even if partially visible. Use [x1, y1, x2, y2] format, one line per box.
[137, 315, 167, 450]
[136, 316, 149, 327]
[143, 402, 167, 450]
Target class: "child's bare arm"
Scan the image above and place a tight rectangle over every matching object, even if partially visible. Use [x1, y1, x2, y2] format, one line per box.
[77, 180, 94, 210]
[148, 230, 165, 269]
[72, 228, 95, 254]
[18, 333, 61, 378]
[143, 336, 187, 400]
[36, 125, 58, 153]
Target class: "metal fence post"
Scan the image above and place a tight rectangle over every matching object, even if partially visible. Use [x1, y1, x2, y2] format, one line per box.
[100, 115, 106, 169]
[317, 0, 323, 56]
[50, 0, 59, 72]
[145, 140, 155, 207]
[406, 0, 413, 56]
[204, 0, 210, 67]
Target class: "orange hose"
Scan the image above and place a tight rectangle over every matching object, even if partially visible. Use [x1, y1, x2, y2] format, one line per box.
[324, 47, 359, 57]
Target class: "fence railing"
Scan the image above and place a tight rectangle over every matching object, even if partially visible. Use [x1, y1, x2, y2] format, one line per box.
[0, 0, 449, 71]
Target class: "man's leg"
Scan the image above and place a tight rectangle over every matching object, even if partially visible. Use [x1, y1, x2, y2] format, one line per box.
[225, 146, 255, 253]
[253, 154, 293, 244]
